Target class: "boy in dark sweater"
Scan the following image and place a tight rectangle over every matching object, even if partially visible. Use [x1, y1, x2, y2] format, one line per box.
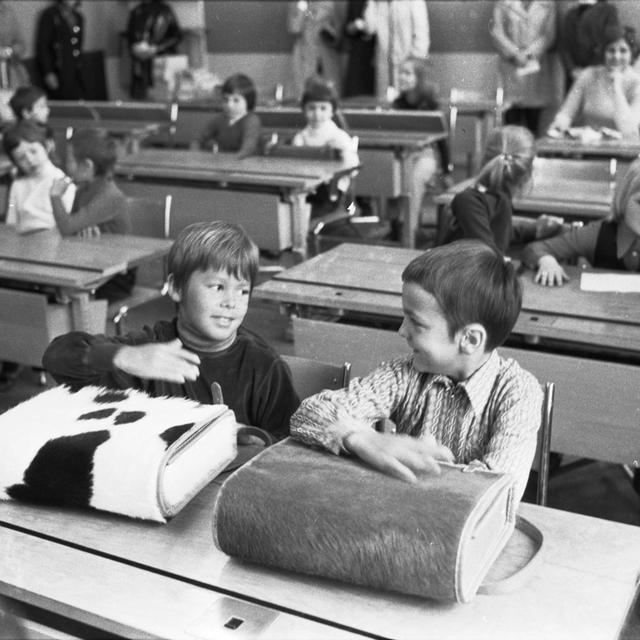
[43, 221, 299, 439]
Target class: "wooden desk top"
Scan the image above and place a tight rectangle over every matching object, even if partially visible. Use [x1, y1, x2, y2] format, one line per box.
[116, 149, 359, 191]
[435, 177, 612, 220]
[48, 118, 162, 138]
[536, 136, 640, 160]
[253, 243, 640, 352]
[0, 228, 172, 290]
[0, 480, 638, 640]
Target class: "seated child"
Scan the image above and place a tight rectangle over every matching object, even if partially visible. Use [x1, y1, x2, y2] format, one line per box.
[43, 221, 299, 440]
[8, 85, 57, 162]
[522, 156, 640, 285]
[2, 120, 74, 234]
[291, 240, 543, 502]
[49, 127, 135, 301]
[391, 56, 453, 232]
[441, 126, 562, 255]
[291, 76, 359, 253]
[198, 73, 262, 158]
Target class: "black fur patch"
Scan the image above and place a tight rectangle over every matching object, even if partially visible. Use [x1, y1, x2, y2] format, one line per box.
[160, 423, 195, 447]
[6, 430, 110, 507]
[78, 408, 117, 420]
[94, 390, 129, 404]
[114, 411, 146, 425]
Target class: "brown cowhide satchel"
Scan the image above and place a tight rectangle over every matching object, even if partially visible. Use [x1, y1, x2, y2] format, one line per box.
[213, 438, 541, 603]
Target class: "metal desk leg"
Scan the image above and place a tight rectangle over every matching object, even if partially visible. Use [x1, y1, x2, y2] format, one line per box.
[289, 192, 311, 259]
[68, 291, 107, 333]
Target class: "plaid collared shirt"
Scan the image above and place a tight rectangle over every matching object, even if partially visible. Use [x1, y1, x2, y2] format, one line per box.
[291, 350, 543, 501]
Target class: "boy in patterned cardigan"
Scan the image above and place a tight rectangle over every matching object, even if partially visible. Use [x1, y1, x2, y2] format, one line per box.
[291, 240, 542, 501]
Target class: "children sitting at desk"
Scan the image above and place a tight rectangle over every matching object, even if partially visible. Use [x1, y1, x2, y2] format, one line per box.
[49, 128, 135, 302]
[547, 25, 640, 139]
[291, 240, 543, 502]
[522, 157, 640, 285]
[43, 221, 299, 440]
[198, 73, 262, 158]
[2, 120, 74, 234]
[442, 126, 561, 254]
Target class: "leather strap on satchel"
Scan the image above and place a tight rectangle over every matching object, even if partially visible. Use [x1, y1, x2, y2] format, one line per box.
[478, 515, 544, 595]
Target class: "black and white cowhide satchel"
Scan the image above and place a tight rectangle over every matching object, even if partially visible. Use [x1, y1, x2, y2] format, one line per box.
[213, 438, 539, 603]
[0, 385, 237, 522]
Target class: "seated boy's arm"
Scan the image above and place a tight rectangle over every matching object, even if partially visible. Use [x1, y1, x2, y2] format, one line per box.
[242, 357, 299, 441]
[43, 331, 200, 388]
[475, 368, 543, 502]
[236, 115, 261, 159]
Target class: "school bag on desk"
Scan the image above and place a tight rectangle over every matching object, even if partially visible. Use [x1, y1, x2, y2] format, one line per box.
[212, 438, 543, 603]
[0, 385, 237, 522]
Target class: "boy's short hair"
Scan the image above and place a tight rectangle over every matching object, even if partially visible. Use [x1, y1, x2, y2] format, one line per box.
[70, 128, 117, 176]
[2, 120, 48, 158]
[8, 86, 46, 120]
[168, 221, 260, 293]
[301, 76, 338, 111]
[222, 73, 257, 111]
[401, 240, 522, 351]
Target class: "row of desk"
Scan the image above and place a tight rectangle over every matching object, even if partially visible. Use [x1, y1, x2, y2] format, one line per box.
[1, 470, 639, 639]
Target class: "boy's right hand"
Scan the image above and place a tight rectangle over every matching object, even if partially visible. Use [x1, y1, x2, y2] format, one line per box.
[113, 339, 201, 383]
[50, 176, 72, 198]
[343, 430, 454, 484]
[534, 255, 569, 287]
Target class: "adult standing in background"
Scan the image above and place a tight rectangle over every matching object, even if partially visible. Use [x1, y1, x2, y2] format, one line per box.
[342, 0, 376, 97]
[360, 0, 429, 100]
[0, 1, 29, 91]
[127, 0, 182, 100]
[287, 1, 346, 98]
[490, 0, 564, 136]
[35, 0, 86, 100]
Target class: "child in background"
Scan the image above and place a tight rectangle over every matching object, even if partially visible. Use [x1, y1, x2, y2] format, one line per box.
[441, 125, 561, 255]
[2, 120, 74, 234]
[522, 156, 640, 285]
[199, 73, 262, 158]
[291, 240, 542, 502]
[43, 221, 299, 440]
[390, 56, 452, 235]
[291, 77, 359, 253]
[49, 128, 135, 302]
[8, 85, 57, 162]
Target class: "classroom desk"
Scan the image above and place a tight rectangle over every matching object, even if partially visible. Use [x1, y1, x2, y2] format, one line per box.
[536, 136, 640, 161]
[174, 104, 448, 248]
[254, 243, 640, 466]
[0, 227, 171, 366]
[1, 478, 639, 640]
[115, 149, 360, 255]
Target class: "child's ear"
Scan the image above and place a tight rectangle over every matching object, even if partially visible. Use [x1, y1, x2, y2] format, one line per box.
[459, 324, 486, 355]
[83, 158, 96, 177]
[167, 274, 181, 303]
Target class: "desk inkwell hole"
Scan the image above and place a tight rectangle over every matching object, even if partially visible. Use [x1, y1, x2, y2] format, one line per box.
[224, 617, 244, 630]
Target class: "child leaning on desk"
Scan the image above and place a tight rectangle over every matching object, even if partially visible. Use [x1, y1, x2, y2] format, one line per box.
[198, 73, 262, 159]
[43, 221, 299, 441]
[522, 156, 640, 286]
[441, 125, 562, 255]
[49, 128, 135, 302]
[290, 240, 543, 502]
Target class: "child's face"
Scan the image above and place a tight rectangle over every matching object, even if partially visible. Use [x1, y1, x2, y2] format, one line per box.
[223, 92, 249, 121]
[174, 267, 250, 350]
[397, 63, 417, 93]
[25, 96, 49, 125]
[10, 140, 50, 176]
[304, 100, 333, 129]
[399, 283, 462, 379]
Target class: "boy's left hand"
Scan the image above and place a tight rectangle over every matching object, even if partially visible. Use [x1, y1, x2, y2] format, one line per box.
[344, 430, 454, 483]
[50, 176, 73, 198]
